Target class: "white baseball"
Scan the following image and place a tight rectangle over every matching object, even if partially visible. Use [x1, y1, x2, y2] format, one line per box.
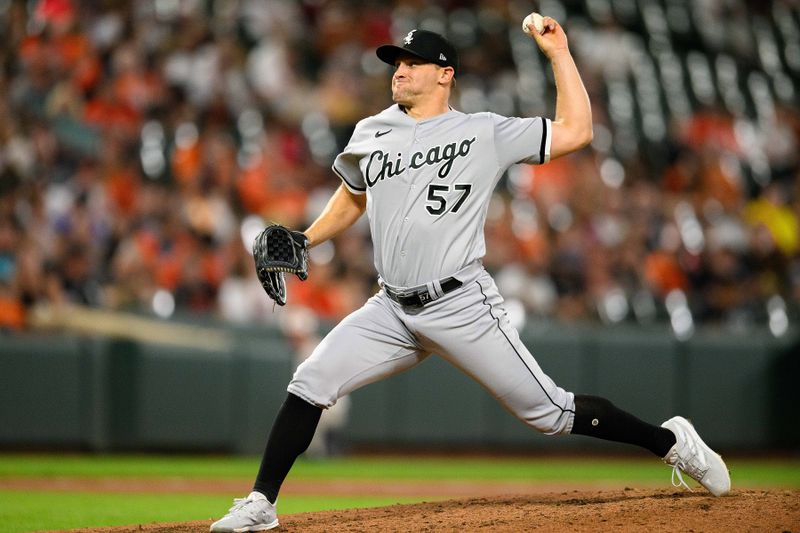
[522, 12, 545, 35]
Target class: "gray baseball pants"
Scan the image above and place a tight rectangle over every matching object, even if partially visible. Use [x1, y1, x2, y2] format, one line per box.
[287, 261, 575, 435]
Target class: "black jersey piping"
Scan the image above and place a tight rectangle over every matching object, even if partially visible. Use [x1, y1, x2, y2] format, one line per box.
[332, 165, 366, 192]
[539, 117, 548, 164]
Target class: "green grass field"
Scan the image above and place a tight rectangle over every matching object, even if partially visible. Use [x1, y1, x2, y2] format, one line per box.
[1, 454, 798, 533]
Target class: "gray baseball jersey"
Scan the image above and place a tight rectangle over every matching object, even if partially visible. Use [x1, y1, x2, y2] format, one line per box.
[288, 104, 575, 436]
[332, 105, 552, 287]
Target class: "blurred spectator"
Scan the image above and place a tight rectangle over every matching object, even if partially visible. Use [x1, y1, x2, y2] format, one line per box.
[0, 0, 797, 336]
[0, 216, 25, 330]
[745, 182, 799, 257]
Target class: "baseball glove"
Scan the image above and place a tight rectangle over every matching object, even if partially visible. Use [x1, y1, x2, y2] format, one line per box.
[252, 223, 309, 306]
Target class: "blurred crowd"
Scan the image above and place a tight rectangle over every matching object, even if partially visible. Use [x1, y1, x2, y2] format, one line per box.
[0, 0, 798, 336]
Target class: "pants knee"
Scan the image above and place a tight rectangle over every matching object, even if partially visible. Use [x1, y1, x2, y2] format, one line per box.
[287, 359, 338, 409]
[515, 401, 575, 435]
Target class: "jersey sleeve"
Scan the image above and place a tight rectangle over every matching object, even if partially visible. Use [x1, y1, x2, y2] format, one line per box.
[332, 152, 366, 194]
[332, 124, 367, 195]
[489, 113, 552, 167]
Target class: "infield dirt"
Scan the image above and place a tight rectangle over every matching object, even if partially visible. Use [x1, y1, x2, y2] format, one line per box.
[45, 487, 799, 533]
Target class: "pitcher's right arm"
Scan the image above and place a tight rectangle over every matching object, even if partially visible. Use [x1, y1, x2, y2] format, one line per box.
[528, 16, 593, 160]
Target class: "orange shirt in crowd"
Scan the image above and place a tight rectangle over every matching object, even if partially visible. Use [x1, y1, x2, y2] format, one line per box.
[287, 278, 349, 321]
[104, 169, 140, 216]
[0, 296, 25, 330]
[644, 251, 689, 296]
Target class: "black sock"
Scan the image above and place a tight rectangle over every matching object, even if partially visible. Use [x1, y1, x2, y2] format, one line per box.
[253, 393, 323, 503]
[571, 395, 676, 457]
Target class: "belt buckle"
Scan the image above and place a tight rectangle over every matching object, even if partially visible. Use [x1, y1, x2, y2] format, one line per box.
[386, 284, 434, 308]
[397, 288, 427, 307]
[395, 289, 414, 300]
[387, 286, 411, 303]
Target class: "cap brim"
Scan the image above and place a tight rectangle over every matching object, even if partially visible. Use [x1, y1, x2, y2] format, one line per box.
[376, 44, 429, 67]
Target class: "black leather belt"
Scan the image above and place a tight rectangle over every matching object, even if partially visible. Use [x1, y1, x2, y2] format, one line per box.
[383, 277, 463, 308]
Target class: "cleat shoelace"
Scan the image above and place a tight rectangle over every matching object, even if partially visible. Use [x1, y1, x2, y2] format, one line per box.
[670, 460, 694, 492]
[224, 498, 262, 522]
[668, 429, 709, 491]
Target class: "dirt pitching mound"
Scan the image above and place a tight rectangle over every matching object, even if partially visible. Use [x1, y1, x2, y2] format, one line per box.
[53, 488, 799, 532]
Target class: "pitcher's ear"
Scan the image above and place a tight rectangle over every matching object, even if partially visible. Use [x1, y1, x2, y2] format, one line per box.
[440, 66, 455, 87]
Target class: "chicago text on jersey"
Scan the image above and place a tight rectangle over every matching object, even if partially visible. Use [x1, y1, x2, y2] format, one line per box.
[365, 137, 477, 186]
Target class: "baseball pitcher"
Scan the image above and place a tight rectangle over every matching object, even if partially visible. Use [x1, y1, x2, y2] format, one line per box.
[211, 16, 729, 532]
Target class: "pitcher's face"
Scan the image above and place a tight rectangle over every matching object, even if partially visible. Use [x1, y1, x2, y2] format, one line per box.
[391, 56, 446, 106]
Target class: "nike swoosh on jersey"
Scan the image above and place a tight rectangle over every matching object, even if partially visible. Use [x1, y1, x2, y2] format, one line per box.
[375, 129, 392, 138]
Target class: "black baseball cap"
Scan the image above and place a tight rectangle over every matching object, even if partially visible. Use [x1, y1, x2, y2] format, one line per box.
[376, 29, 459, 76]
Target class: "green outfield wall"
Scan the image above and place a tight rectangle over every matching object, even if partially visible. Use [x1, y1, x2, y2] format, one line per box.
[1, 323, 797, 453]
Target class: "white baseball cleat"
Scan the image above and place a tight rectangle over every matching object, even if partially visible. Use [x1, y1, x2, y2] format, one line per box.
[661, 416, 731, 496]
[210, 491, 279, 532]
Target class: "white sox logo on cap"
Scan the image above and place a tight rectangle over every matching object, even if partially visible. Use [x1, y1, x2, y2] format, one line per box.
[376, 29, 459, 75]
